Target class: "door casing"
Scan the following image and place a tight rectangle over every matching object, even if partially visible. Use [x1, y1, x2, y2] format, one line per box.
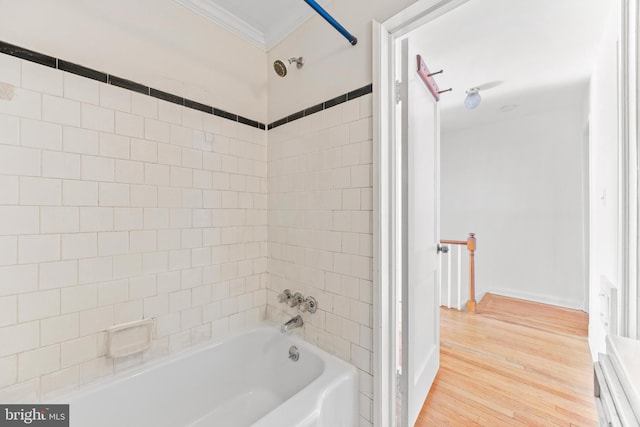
[372, 1, 472, 425]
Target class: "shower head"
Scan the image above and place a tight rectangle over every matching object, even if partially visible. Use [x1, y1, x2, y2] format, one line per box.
[273, 57, 304, 78]
[288, 57, 304, 69]
[273, 60, 287, 78]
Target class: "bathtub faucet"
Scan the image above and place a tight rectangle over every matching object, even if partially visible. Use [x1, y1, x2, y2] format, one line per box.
[280, 315, 304, 334]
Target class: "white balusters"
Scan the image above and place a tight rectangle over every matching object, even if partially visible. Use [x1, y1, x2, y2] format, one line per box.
[439, 234, 476, 311]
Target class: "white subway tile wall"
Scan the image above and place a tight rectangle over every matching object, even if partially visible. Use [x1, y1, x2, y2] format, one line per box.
[0, 54, 268, 400]
[267, 94, 374, 426]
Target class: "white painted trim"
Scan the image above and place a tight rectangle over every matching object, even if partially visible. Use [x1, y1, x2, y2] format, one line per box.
[618, 0, 639, 338]
[482, 289, 586, 312]
[383, 0, 472, 38]
[174, 0, 265, 49]
[634, 0, 640, 339]
[625, 0, 639, 339]
[373, 1, 471, 425]
[628, 0, 639, 340]
[618, 0, 630, 338]
[173, 0, 333, 51]
[582, 123, 591, 313]
[372, 19, 393, 427]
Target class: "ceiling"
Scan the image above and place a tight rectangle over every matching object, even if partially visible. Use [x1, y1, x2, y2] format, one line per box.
[174, 0, 333, 50]
[409, 0, 612, 132]
[152, 0, 608, 128]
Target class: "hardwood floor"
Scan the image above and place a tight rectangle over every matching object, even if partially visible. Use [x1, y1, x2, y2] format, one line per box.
[475, 293, 589, 336]
[416, 294, 596, 426]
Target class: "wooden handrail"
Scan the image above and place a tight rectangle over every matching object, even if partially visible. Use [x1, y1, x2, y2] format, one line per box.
[440, 239, 467, 245]
[439, 233, 477, 313]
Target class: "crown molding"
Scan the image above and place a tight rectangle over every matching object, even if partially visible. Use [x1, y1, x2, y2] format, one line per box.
[175, 0, 266, 49]
[175, 0, 332, 51]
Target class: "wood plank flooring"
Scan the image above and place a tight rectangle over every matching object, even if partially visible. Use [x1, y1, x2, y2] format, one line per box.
[416, 294, 596, 426]
[475, 293, 589, 336]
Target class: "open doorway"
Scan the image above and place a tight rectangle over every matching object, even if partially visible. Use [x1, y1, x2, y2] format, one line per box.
[374, 0, 612, 425]
[409, 0, 606, 313]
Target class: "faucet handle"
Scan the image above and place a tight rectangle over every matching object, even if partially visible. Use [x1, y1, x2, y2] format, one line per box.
[278, 289, 292, 304]
[288, 292, 304, 308]
[300, 296, 318, 313]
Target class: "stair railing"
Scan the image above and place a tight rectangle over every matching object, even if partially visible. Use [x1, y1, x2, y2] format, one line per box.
[439, 233, 477, 313]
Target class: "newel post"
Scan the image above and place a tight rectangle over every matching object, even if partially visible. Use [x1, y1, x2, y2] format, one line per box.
[466, 233, 477, 313]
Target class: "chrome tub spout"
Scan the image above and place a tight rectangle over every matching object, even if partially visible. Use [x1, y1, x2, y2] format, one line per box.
[281, 315, 304, 334]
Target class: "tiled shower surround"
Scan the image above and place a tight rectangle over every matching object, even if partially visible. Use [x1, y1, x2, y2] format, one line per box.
[0, 48, 374, 426]
[267, 97, 374, 424]
[0, 52, 268, 400]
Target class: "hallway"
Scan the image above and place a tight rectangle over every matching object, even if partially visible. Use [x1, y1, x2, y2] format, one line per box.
[416, 295, 596, 426]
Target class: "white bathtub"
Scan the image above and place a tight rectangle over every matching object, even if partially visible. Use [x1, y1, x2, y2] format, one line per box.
[55, 326, 358, 427]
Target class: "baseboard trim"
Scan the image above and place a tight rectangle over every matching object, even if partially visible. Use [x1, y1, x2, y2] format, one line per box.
[483, 288, 585, 311]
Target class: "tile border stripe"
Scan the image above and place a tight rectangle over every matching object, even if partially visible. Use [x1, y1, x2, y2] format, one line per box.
[149, 88, 184, 106]
[267, 83, 373, 130]
[0, 41, 57, 68]
[0, 40, 372, 132]
[108, 75, 149, 96]
[58, 60, 108, 83]
[0, 40, 266, 130]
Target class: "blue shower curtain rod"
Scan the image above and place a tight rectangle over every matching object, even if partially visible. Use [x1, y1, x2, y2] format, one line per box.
[303, 0, 358, 46]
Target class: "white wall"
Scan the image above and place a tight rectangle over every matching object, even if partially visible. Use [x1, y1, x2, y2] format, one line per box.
[0, 0, 267, 122]
[0, 52, 268, 400]
[588, 1, 621, 358]
[441, 101, 588, 309]
[267, 0, 413, 121]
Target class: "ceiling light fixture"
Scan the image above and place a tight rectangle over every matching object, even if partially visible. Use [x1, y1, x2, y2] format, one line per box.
[464, 87, 481, 109]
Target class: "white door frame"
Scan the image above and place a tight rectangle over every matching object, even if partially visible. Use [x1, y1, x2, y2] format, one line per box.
[636, 0, 640, 338]
[618, 0, 639, 339]
[373, 1, 640, 424]
[372, 1, 471, 425]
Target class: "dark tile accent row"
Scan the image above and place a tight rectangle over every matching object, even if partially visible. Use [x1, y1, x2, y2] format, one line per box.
[268, 118, 287, 130]
[150, 88, 183, 106]
[347, 84, 373, 100]
[213, 108, 237, 122]
[303, 103, 324, 117]
[184, 99, 213, 114]
[0, 40, 266, 130]
[287, 110, 304, 122]
[0, 40, 371, 133]
[0, 41, 56, 68]
[325, 94, 347, 109]
[267, 83, 373, 130]
[108, 75, 149, 96]
[238, 115, 265, 130]
[58, 60, 107, 83]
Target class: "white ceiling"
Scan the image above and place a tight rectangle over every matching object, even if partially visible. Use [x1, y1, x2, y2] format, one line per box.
[170, 0, 610, 128]
[174, 0, 333, 51]
[409, 0, 612, 132]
